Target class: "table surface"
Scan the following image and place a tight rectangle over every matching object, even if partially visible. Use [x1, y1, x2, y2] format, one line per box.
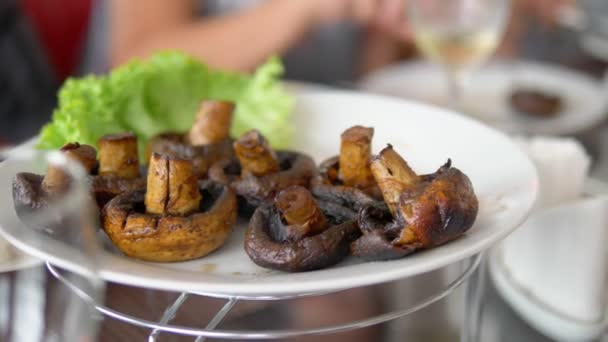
[2, 23, 608, 342]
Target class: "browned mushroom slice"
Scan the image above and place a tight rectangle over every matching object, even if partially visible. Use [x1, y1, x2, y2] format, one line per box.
[13, 143, 97, 210]
[244, 186, 360, 272]
[92, 133, 146, 207]
[146, 100, 235, 177]
[102, 154, 237, 262]
[352, 145, 478, 261]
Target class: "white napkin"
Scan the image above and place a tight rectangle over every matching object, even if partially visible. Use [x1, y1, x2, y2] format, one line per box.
[512, 136, 591, 208]
[501, 136, 607, 332]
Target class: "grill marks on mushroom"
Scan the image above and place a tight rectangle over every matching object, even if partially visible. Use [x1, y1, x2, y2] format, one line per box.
[102, 153, 237, 262]
[352, 145, 479, 261]
[244, 186, 360, 272]
[147, 100, 236, 178]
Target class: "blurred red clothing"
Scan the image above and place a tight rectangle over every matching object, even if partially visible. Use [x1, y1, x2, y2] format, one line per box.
[20, 0, 92, 81]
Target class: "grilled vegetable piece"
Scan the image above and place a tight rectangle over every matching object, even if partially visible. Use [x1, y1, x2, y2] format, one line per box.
[42, 143, 97, 193]
[314, 126, 381, 200]
[244, 186, 360, 272]
[146, 100, 235, 178]
[209, 130, 316, 214]
[13, 143, 97, 211]
[352, 145, 478, 261]
[92, 133, 146, 207]
[273, 186, 327, 242]
[102, 153, 237, 262]
[339, 125, 376, 189]
[187, 101, 235, 145]
[233, 129, 280, 177]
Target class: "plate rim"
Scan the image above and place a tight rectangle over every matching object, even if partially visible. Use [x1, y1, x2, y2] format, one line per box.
[0, 88, 539, 295]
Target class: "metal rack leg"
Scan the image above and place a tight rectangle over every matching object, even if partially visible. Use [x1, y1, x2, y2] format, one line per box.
[195, 298, 238, 342]
[461, 253, 487, 342]
[149, 292, 190, 342]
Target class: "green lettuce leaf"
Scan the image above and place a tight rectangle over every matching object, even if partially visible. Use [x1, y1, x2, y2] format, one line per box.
[37, 51, 294, 157]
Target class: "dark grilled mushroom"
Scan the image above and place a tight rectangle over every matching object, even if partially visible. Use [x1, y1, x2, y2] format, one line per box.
[352, 145, 478, 261]
[244, 186, 360, 272]
[13, 143, 97, 210]
[208, 129, 316, 214]
[146, 100, 235, 178]
[102, 153, 237, 262]
[92, 133, 146, 207]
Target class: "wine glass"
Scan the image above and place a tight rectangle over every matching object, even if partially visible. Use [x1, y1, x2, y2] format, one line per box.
[407, 0, 511, 110]
[0, 147, 105, 342]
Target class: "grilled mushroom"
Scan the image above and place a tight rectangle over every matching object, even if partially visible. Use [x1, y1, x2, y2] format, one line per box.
[244, 186, 360, 272]
[92, 132, 146, 207]
[102, 153, 237, 262]
[147, 100, 235, 178]
[208, 129, 316, 214]
[311, 125, 381, 215]
[13, 142, 97, 210]
[352, 145, 479, 261]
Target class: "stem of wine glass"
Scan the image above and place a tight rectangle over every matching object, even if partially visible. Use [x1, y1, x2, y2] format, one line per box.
[445, 68, 468, 111]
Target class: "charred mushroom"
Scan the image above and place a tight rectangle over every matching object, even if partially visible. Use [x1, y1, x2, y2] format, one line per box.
[92, 132, 146, 207]
[352, 145, 479, 261]
[208, 129, 316, 213]
[244, 185, 360, 272]
[147, 100, 235, 177]
[13, 142, 97, 210]
[102, 153, 237, 262]
[311, 125, 381, 213]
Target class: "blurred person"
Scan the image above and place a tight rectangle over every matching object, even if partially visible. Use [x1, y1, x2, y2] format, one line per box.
[0, 0, 92, 145]
[109, 0, 416, 84]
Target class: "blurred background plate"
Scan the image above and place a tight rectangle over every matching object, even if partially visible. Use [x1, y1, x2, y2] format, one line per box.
[0, 89, 537, 297]
[360, 60, 608, 136]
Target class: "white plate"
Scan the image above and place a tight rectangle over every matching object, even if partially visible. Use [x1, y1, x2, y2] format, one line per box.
[0, 89, 538, 296]
[360, 60, 608, 135]
[0, 245, 42, 273]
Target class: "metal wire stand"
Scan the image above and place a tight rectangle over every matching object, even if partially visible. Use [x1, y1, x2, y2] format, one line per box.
[47, 253, 483, 341]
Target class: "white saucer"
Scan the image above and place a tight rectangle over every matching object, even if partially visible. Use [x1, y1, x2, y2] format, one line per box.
[489, 246, 608, 342]
[360, 60, 608, 135]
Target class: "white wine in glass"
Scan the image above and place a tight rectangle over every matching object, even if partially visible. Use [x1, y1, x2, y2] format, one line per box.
[408, 0, 510, 109]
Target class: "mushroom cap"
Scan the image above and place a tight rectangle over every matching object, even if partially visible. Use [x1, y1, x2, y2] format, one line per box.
[244, 201, 360, 273]
[209, 151, 316, 212]
[352, 161, 478, 261]
[102, 181, 237, 262]
[314, 156, 383, 200]
[147, 133, 234, 178]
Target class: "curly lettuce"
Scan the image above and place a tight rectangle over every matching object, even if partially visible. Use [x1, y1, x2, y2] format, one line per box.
[37, 52, 294, 157]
